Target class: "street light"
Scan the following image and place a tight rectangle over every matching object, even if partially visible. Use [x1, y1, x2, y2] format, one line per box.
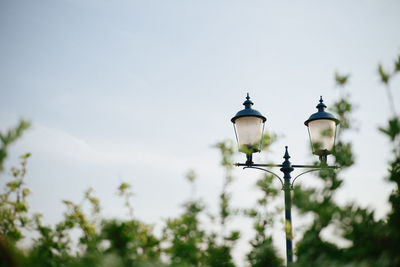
[231, 93, 266, 164]
[304, 96, 340, 162]
[231, 94, 339, 265]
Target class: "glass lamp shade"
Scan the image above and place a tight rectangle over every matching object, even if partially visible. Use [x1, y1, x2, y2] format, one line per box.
[307, 119, 337, 155]
[304, 97, 339, 156]
[231, 94, 266, 154]
[234, 116, 265, 153]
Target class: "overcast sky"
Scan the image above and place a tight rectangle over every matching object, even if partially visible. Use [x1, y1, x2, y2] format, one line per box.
[1, 0, 400, 265]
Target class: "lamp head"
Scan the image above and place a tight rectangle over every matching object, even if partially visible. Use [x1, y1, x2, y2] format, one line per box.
[304, 96, 340, 156]
[231, 93, 266, 154]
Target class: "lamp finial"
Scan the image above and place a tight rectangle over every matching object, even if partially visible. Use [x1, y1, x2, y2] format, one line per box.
[284, 146, 291, 160]
[316, 96, 327, 112]
[243, 93, 254, 109]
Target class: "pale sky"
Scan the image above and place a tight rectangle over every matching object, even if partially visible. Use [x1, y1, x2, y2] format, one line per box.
[1, 0, 400, 265]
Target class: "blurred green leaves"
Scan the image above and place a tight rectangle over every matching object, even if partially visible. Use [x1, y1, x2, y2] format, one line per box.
[378, 64, 390, 84]
[335, 72, 350, 86]
[379, 117, 400, 142]
[0, 120, 30, 172]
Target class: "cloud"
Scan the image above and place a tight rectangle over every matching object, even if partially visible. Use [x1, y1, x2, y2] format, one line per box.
[5, 119, 214, 176]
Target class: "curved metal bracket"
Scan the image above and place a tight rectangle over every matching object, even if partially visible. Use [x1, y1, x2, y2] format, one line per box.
[243, 166, 284, 189]
[291, 168, 322, 188]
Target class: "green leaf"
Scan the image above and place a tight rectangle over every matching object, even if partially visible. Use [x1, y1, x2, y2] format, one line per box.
[118, 182, 131, 195]
[379, 117, 400, 141]
[378, 64, 390, 84]
[22, 188, 31, 198]
[6, 180, 22, 192]
[226, 231, 240, 241]
[335, 72, 350, 86]
[394, 55, 400, 72]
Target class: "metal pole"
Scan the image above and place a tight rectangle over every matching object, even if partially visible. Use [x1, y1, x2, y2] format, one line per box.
[280, 146, 294, 265]
[235, 146, 338, 265]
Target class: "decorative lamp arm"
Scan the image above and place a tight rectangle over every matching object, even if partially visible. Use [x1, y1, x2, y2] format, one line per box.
[242, 166, 284, 189]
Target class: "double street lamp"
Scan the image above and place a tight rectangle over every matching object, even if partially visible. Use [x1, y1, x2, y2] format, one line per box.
[231, 94, 340, 265]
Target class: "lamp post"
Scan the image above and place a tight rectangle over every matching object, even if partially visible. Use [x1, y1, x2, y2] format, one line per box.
[231, 94, 339, 265]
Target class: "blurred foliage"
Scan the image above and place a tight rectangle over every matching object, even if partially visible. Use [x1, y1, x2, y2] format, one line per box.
[0, 153, 31, 244]
[1, 55, 400, 267]
[162, 141, 239, 267]
[0, 120, 30, 172]
[163, 200, 205, 266]
[334, 72, 350, 86]
[292, 55, 400, 267]
[245, 174, 283, 267]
